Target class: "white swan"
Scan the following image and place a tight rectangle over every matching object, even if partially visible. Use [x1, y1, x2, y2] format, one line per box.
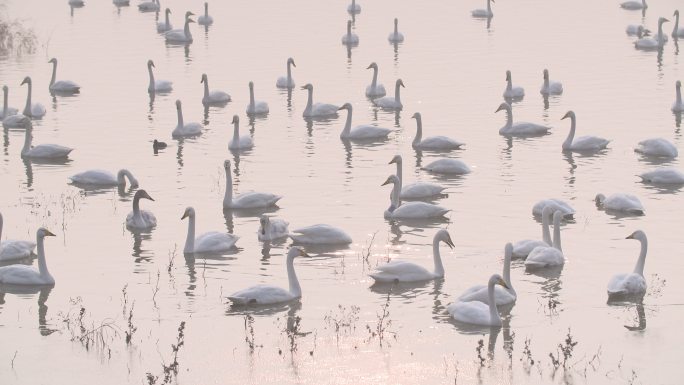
[48, 58, 80, 94]
[126, 189, 156, 230]
[673, 80, 683, 112]
[365, 62, 386, 98]
[276, 58, 296, 89]
[496, 102, 550, 136]
[561, 111, 609, 152]
[532, 198, 575, 219]
[525, 210, 564, 269]
[181, 207, 238, 254]
[20, 77, 45, 119]
[70, 169, 138, 188]
[1, 85, 18, 119]
[458, 243, 517, 306]
[674, 10, 684, 38]
[421, 158, 471, 175]
[21, 126, 72, 159]
[626, 24, 646, 35]
[411, 112, 464, 151]
[540, 69, 563, 95]
[138, 0, 159, 12]
[512, 205, 553, 258]
[635, 18, 669, 50]
[347, 0, 360, 14]
[389, 155, 445, 199]
[620, 0, 646, 10]
[258, 216, 289, 241]
[382, 175, 450, 219]
[227, 115, 253, 150]
[387, 18, 404, 42]
[372, 79, 404, 110]
[634, 138, 678, 158]
[157, 8, 172, 32]
[0, 213, 36, 261]
[503, 70, 524, 99]
[472, 0, 494, 18]
[201, 73, 230, 105]
[288, 224, 352, 245]
[147, 60, 172, 93]
[197, 2, 213, 25]
[245, 81, 269, 115]
[370, 229, 454, 283]
[595, 193, 644, 215]
[607, 230, 648, 299]
[447, 274, 509, 327]
[222, 160, 281, 209]
[639, 167, 684, 184]
[342, 20, 359, 45]
[228, 247, 308, 305]
[172, 100, 202, 138]
[338, 103, 392, 140]
[3, 112, 30, 129]
[0, 228, 55, 285]
[301, 84, 339, 118]
[165, 11, 194, 43]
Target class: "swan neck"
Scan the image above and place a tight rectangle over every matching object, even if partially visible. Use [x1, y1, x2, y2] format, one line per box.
[488, 280, 501, 326]
[232, 121, 240, 141]
[563, 115, 576, 150]
[165, 11, 170, 26]
[21, 128, 31, 155]
[0, 213, 3, 239]
[2, 88, 7, 115]
[148, 66, 155, 91]
[286, 62, 292, 82]
[503, 253, 514, 295]
[487, 0, 492, 12]
[203, 79, 210, 99]
[394, 160, 402, 185]
[413, 115, 423, 144]
[675, 13, 680, 33]
[223, 166, 233, 207]
[50, 62, 57, 88]
[36, 235, 50, 280]
[504, 107, 512, 128]
[394, 83, 401, 103]
[176, 104, 184, 127]
[249, 85, 255, 108]
[305, 88, 313, 111]
[184, 18, 191, 37]
[132, 195, 142, 218]
[287, 254, 301, 298]
[204, 3, 208, 17]
[541, 211, 551, 244]
[553, 219, 562, 252]
[676, 84, 682, 105]
[371, 67, 378, 88]
[394, 21, 398, 35]
[24, 81, 32, 114]
[347, 22, 352, 36]
[506, 76, 512, 91]
[432, 238, 445, 278]
[634, 238, 647, 276]
[121, 170, 138, 187]
[342, 107, 352, 136]
[184, 215, 196, 253]
[543, 76, 549, 89]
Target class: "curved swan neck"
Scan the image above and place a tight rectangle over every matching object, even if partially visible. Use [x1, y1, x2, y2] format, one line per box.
[305, 88, 313, 111]
[341, 107, 353, 136]
[223, 166, 233, 207]
[184, 214, 196, 253]
[36, 234, 51, 280]
[432, 237, 445, 278]
[413, 114, 423, 144]
[562, 115, 576, 150]
[176, 104, 184, 127]
[287, 254, 301, 298]
[50, 61, 57, 88]
[487, 279, 501, 326]
[634, 237, 647, 276]
[118, 169, 138, 187]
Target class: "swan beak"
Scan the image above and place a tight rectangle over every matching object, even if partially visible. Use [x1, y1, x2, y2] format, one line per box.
[44, 229, 56, 237]
[400, 81, 405, 88]
[381, 178, 392, 186]
[337, 105, 346, 111]
[626, 233, 635, 239]
[561, 112, 570, 120]
[388, 158, 396, 164]
[181, 212, 189, 220]
[445, 237, 455, 249]
[366, 64, 373, 69]
[20, 78, 28, 85]
[498, 278, 509, 289]
[300, 86, 307, 90]
[495, 105, 503, 113]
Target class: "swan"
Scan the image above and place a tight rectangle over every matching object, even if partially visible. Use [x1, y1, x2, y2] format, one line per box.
[48, 58, 80, 94]
[0, 228, 55, 285]
[447, 274, 509, 327]
[411, 112, 464, 151]
[341, 20, 359, 45]
[3, 112, 30, 128]
[245, 81, 269, 115]
[635, 18, 669, 50]
[387, 18, 404, 43]
[172, 100, 202, 138]
[674, 10, 684, 38]
[0, 213, 36, 261]
[540, 69, 563, 95]
[525, 210, 564, 269]
[1, 85, 18, 119]
[157, 8, 172, 32]
[620, 0, 646, 10]
[457, 243, 517, 306]
[258, 215, 289, 241]
[607, 230, 648, 300]
[382, 175, 449, 219]
[338, 103, 392, 140]
[372, 79, 404, 110]
[69, 0, 85, 6]
[532, 198, 575, 219]
[222, 160, 281, 209]
[138, 0, 159, 12]
[276, 58, 296, 89]
[20, 77, 46, 119]
[69, 169, 138, 188]
[634, 138, 677, 158]
[421, 158, 471, 175]
[561, 111, 609, 152]
[365, 63, 386, 98]
[595, 193, 644, 215]
[153, 140, 167, 150]
[126, 190, 156, 230]
[289, 224, 352, 245]
[301, 84, 339, 118]
[389, 155, 446, 199]
[639, 167, 684, 184]
[227, 247, 308, 305]
[181, 207, 238, 254]
[370, 229, 454, 283]
[472, 0, 494, 18]
[113, 0, 130, 6]
[496, 102, 550, 136]
[512, 205, 553, 258]
[21, 126, 72, 159]
[347, 0, 360, 14]
[201, 73, 231, 105]
[503, 70, 524, 99]
[227, 115, 253, 150]
[165, 11, 194, 43]
[197, 2, 213, 25]
[626, 24, 647, 35]
[673, 80, 683, 112]
[146, 60, 172, 94]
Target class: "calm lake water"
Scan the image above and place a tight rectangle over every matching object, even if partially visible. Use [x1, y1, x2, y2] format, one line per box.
[1, 0, 683, 383]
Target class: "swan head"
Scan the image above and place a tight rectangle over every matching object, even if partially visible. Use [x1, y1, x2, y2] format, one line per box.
[249, 81, 254, 89]
[224, 159, 231, 169]
[20, 76, 31, 86]
[231, 115, 239, 124]
[181, 206, 195, 220]
[495, 102, 510, 113]
[396, 78, 405, 88]
[595, 193, 606, 205]
[338, 102, 352, 111]
[543, 69, 549, 79]
[435, 229, 455, 249]
[259, 215, 270, 234]
[287, 57, 296, 67]
[626, 230, 647, 242]
[148, 60, 155, 68]
[489, 274, 509, 289]
[505, 70, 512, 81]
[411, 112, 421, 120]
[389, 154, 402, 165]
[381, 174, 400, 186]
[48, 58, 57, 64]
[200, 73, 208, 83]
[504, 242, 513, 258]
[674, 10, 679, 17]
[300, 83, 313, 91]
[287, 246, 309, 259]
[165, 7, 171, 15]
[185, 11, 195, 19]
[175, 99, 182, 109]
[37, 228, 56, 239]
[561, 110, 575, 120]
[658, 17, 669, 25]
[366, 62, 378, 70]
[134, 189, 154, 202]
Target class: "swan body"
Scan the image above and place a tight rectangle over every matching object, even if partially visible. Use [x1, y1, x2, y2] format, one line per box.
[182, 207, 238, 254]
[157, 8, 172, 32]
[532, 198, 575, 219]
[222, 160, 281, 209]
[635, 138, 677, 158]
[69, 169, 138, 188]
[172, 100, 202, 138]
[246, 81, 269, 115]
[496, 102, 550, 136]
[347, 0, 360, 14]
[365, 63, 386, 98]
[525, 211, 564, 269]
[540, 69, 563, 95]
[389, 155, 446, 199]
[289, 224, 352, 245]
[342, 20, 359, 45]
[512, 206, 553, 258]
[147, 60, 172, 93]
[138, 0, 159, 12]
[620, 0, 646, 10]
[388, 18, 404, 42]
[258, 216, 289, 241]
[197, 2, 213, 25]
[503, 70, 524, 99]
[411, 112, 464, 150]
[639, 167, 684, 184]
[673, 81, 683, 112]
[201, 73, 230, 105]
[20, 77, 46, 119]
[561, 111, 609, 152]
[373, 79, 404, 110]
[165, 12, 194, 43]
[338, 103, 391, 140]
[69, 0, 85, 6]
[228, 115, 253, 150]
[1, 85, 18, 119]
[48, 58, 80, 94]
[472, 0, 494, 18]
[301, 84, 339, 118]
[447, 274, 509, 327]
[0, 228, 55, 285]
[276, 58, 296, 89]
[125, 190, 156, 230]
[634, 18, 669, 50]
[0, 213, 36, 261]
[607, 230, 647, 299]
[370, 229, 454, 283]
[382, 175, 449, 219]
[673, 10, 684, 38]
[3, 113, 30, 128]
[595, 193, 644, 214]
[21, 127, 72, 159]
[113, 0, 130, 6]
[458, 243, 517, 306]
[422, 158, 471, 175]
[626, 24, 646, 35]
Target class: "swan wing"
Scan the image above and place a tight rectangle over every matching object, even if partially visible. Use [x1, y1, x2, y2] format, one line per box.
[0, 240, 36, 261]
[400, 182, 445, 199]
[370, 261, 433, 282]
[635, 138, 677, 157]
[0, 265, 45, 285]
[232, 192, 281, 209]
[3, 114, 31, 128]
[348, 125, 392, 139]
[69, 170, 117, 185]
[417, 136, 464, 150]
[458, 285, 516, 306]
[290, 224, 351, 244]
[391, 202, 448, 219]
[194, 232, 239, 253]
[365, 84, 386, 98]
[422, 159, 471, 174]
[228, 284, 295, 305]
[607, 273, 646, 296]
[512, 239, 547, 258]
[311, 103, 339, 117]
[571, 135, 609, 151]
[51, 80, 80, 92]
[28, 144, 72, 158]
[525, 246, 564, 268]
[447, 301, 492, 325]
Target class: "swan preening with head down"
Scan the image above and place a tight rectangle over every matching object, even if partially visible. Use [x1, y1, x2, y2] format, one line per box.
[448, 274, 509, 327]
[388, 18, 404, 43]
[373, 79, 404, 110]
[365, 62, 386, 98]
[222, 160, 281, 209]
[458, 243, 517, 306]
[532, 198, 575, 219]
[301, 83, 339, 118]
[634, 17, 669, 50]
[382, 174, 449, 219]
[472, 0, 494, 18]
[246, 81, 269, 115]
[496, 102, 550, 136]
[673, 81, 683, 112]
[197, 2, 213, 25]
[607, 230, 648, 300]
[369, 229, 454, 283]
[181, 207, 238, 254]
[228, 115, 253, 151]
[69, 169, 138, 188]
[540, 69, 563, 95]
[411, 112, 464, 151]
[289, 224, 352, 245]
[503, 70, 524, 99]
[276, 58, 296, 89]
[561, 111, 609, 153]
[524, 210, 564, 269]
[342, 20, 359, 45]
[20, 77, 46, 119]
[635, 138, 678, 158]
[639, 167, 684, 184]
[0, 228, 55, 285]
[0, 213, 36, 261]
[595, 193, 644, 215]
[389, 155, 446, 199]
[157, 8, 172, 32]
[22, 126, 73, 159]
[147, 60, 173, 94]
[126, 189, 157, 230]
[201, 73, 231, 105]
[172, 100, 202, 138]
[512, 206, 553, 258]
[258, 216, 289, 241]
[48, 58, 80, 94]
[165, 11, 194, 43]
[338, 103, 392, 140]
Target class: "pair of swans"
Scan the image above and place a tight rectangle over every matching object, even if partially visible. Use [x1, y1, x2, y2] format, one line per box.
[181, 207, 238, 254]
[22, 126, 73, 159]
[365, 62, 386, 98]
[276, 58, 296, 89]
[411, 112, 464, 151]
[289, 224, 352, 245]
[388, 18, 404, 43]
[634, 138, 677, 158]
[639, 167, 684, 184]
[673, 10, 684, 38]
[301, 84, 338, 118]
[372, 79, 404, 110]
[147, 60, 173, 94]
[532, 198, 575, 219]
[673, 81, 683, 113]
[246, 81, 269, 115]
[382, 175, 449, 219]
[197, 2, 213, 25]
[495, 102, 549, 136]
[165, 11, 194, 43]
[421, 158, 471, 175]
[0, 228, 55, 285]
[172, 100, 202, 137]
[126, 190, 157, 230]
[157, 8, 173, 32]
[540, 69, 563, 95]
[20, 77, 46, 119]
[503, 70, 524, 99]
[338, 103, 392, 140]
[0, 213, 36, 261]
[607, 231, 648, 300]
[48, 58, 80, 94]
[258, 216, 289, 241]
[201, 73, 231, 105]
[635, 18, 669, 50]
[69, 169, 138, 188]
[525, 210, 564, 269]
[228, 115, 253, 150]
[472, 0, 494, 18]
[448, 274, 510, 326]
[595, 193, 644, 215]
[341, 20, 359, 46]
[561, 111, 609, 153]
[222, 160, 281, 208]
[389, 155, 446, 199]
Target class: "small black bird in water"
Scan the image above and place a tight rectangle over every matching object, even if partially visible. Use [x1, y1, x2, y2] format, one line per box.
[153, 140, 167, 152]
